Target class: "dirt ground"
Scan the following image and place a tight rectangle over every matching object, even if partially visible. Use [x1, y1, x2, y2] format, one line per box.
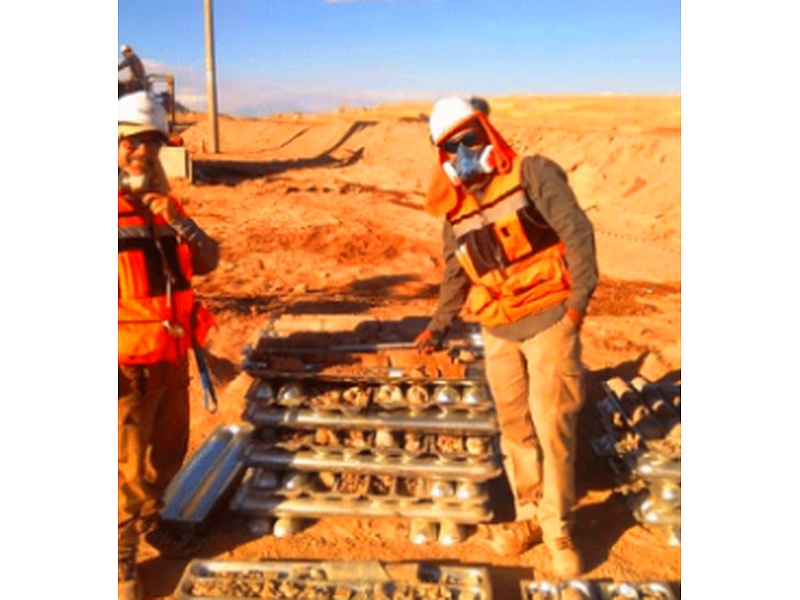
[139, 95, 681, 599]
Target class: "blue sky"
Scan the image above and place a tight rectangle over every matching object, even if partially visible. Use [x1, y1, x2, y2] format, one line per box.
[118, 0, 680, 116]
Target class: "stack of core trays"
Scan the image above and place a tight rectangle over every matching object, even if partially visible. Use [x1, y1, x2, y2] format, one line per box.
[592, 375, 681, 546]
[228, 317, 503, 545]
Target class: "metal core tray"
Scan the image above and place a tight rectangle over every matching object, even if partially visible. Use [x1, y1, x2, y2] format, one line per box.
[229, 485, 493, 523]
[520, 579, 678, 600]
[176, 559, 492, 599]
[161, 423, 254, 531]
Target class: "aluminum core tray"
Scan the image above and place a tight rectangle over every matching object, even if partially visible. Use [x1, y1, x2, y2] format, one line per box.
[161, 423, 254, 531]
[229, 485, 493, 523]
[244, 404, 498, 435]
[520, 579, 678, 600]
[244, 445, 502, 480]
[176, 559, 492, 599]
[242, 317, 487, 387]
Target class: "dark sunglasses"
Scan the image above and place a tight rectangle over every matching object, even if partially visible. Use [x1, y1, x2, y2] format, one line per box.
[439, 131, 483, 154]
[122, 134, 164, 151]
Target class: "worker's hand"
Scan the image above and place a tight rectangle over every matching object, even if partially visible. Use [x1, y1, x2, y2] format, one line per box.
[565, 307, 585, 330]
[143, 192, 179, 223]
[414, 329, 443, 354]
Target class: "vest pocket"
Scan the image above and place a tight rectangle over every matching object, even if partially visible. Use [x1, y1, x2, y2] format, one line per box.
[518, 205, 560, 253]
[118, 320, 170, 364]
[118, 251, 147, 298]
[501, 247, 571, 308]
[458, 227, 504, 277]
[466, 284, 495, 320]
[466, 246, 572, 327]
[493, 211, 534, 263]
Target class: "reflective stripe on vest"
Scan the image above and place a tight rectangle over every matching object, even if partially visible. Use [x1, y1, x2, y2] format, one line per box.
[118, 223, 180, 240]
[450, 189, 529, 239]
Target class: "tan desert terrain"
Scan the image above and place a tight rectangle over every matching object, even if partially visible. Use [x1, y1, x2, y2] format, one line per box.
[139, 94, 681, 599]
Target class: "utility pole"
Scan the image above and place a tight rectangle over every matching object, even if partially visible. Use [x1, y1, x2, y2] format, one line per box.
[204, 0, 220, 153]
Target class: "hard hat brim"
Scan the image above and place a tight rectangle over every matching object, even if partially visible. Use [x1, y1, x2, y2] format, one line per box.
[118, 123, 169, 142]
[434, 115, 477, 147]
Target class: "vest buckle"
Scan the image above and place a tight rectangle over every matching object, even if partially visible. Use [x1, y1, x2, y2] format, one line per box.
[162, 320, 185, 337]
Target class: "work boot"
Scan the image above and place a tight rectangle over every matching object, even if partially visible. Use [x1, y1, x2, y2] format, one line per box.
[547, 535, 584, 578]
[141, 518, 201, 559]
[118, 547, 144, 600]
[478, 520, 542, 556]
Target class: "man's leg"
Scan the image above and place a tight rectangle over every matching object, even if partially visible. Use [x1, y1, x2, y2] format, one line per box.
[477, 328, 545, 556]
[119, 364, 159, 599]
[521, 316, 585, 576]
[483, 328, 544, 520]
[137, 357, 200, 559]
[141, 357, 190, 522]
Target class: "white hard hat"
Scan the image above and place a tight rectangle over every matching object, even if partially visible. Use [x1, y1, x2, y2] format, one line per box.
[120, 44, 131, 53]
[118, 91, 168, 140]
[429, 97, 478, 145]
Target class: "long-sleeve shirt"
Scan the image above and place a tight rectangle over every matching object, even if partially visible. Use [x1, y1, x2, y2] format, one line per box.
[426, 154, 599, 342]
[170, 215, 220, 276]
[118, 53, 147, 88]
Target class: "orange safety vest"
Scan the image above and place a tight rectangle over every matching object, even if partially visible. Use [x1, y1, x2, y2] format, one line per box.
[118, 193, 210, 364]
[446, 156, 572, 327]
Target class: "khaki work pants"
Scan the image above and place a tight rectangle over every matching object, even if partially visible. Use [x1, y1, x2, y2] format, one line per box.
[483, 315, 585, 543]
[118, 358, 190, 550]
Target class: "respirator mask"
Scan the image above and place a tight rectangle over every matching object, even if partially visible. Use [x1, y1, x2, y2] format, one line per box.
[440, 131, 495, 187]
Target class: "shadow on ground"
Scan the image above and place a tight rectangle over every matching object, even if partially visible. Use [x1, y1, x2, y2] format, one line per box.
[191, 121, 376, 185]
[139, 512, 262, 598]
[196, 275, 439, 320]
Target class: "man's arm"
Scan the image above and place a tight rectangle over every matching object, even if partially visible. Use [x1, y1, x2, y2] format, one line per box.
[144, 193, 220, 275]
[170, 216, 220, 276]
[426, 220, 471, 336]
[521, 155, 599, 319]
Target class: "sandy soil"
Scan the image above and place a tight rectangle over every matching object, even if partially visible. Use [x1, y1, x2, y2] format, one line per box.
[138, 94, 681, 599]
